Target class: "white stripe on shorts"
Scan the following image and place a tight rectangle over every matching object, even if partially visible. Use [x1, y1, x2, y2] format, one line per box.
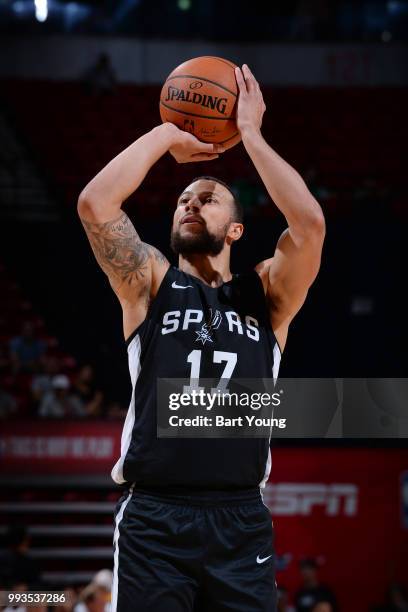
[111, 485, 134, 612]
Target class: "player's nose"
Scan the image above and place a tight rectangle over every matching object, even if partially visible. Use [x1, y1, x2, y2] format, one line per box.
[184, 197, 201, 211]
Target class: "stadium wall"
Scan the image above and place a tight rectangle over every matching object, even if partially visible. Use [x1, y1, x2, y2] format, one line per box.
[1, 37, 407, 85]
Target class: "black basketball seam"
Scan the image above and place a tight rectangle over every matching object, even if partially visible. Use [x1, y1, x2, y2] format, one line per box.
[164, 74, 237, 98]
[160, 101, 236, 121]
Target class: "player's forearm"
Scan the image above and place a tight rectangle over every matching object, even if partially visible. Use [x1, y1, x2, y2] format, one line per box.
[77, 123, 175, 222]
[241, 127, 325, 237]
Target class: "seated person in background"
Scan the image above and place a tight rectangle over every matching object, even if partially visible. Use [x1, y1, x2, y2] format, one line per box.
[54, 588, 77, 612]
[38, 374, 82, 418]
[9, 322, 46, 374]
[105, 400, 127, 420]
[74, 570, 112, 612]
[371, 583, 408, 612]
[71, 364, 103, 417]
[74, 583, 108, 612]
[277, 586, 296, 612]
[295, 558, 337, 612]
[311, 602, 334, 612]
[30, 355, 61, 411]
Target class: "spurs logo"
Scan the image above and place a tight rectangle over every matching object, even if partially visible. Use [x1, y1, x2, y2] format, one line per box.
[195, 309, 222, 345]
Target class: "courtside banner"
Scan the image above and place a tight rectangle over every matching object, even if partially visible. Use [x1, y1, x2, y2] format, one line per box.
[0, 421, 122, 473]
[157, 377, 408, 437]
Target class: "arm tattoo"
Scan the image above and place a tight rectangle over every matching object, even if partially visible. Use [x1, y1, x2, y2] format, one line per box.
[80, 211, 167, 287]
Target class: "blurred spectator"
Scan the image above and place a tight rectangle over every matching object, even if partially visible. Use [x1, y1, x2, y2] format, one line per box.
[71, 365, 104, 417]
[311, 603, 334, 612]
[105, 400, 127, 420]
[74, 570, 112, 612]
[30, 355, 61, 410]
[0, 525, 41, 589]
[0, 386, 17, 419]
[278, 585, 296, 612]
[78, 584, 106, 612]
[82, 53, 117, 96]
[372, 583, 408, 611]
[38, 374, 84, 418]
[9, 322, 46, 374]
[54, 588, 77, 612]
[295, 558, 337, 612]
[93, 569, 113, 612]
[2, 582, 28, 612]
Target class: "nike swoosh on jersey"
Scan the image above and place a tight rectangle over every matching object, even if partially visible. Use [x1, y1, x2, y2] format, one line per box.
[256, 554, 273, 564]
[172, 281, 193, 289]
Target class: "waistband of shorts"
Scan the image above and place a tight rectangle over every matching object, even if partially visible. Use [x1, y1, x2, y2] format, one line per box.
[128, 484, 263, 507]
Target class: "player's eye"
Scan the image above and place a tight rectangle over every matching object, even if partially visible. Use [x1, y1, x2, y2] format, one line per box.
[205, 196, 217, 203]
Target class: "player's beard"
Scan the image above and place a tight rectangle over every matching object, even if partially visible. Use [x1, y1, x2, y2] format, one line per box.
[171, 224, 228, 256]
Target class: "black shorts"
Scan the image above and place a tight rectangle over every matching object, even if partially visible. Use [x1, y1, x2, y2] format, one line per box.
[112, 485, 277, 612]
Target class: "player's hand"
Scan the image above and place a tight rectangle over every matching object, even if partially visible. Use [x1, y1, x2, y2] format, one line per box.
[235, 64, 266, 135]
[167, 124, 225, 163]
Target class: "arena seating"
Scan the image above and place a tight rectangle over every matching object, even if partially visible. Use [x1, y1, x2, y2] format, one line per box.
[2, 81, 406, 218]
[0, 256, 80, 420]
[0, 474, 120, 585]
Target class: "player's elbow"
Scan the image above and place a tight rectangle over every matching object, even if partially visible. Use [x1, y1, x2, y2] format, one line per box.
[309, 210, 326, 238]
[301, 202, 326, 241]
[77, 188, 89, 211]
[77, 187, 102, 221]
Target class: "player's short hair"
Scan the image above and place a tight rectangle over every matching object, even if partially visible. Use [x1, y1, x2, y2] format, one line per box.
[190, 175, 243, 224]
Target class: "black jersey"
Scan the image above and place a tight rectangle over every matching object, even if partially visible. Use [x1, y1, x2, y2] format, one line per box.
[111, 265, 281, 491]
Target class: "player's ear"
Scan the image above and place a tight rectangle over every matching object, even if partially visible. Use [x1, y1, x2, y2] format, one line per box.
[227, 222, 244, 243]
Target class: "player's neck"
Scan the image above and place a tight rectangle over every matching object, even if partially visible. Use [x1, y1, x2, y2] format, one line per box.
[178, 253, 232, 288]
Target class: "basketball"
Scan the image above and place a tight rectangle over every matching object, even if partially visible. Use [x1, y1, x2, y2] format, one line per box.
[159, 56, 241, 150]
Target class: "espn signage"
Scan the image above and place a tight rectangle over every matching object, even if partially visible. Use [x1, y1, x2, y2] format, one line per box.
[263, 483, 358, 516]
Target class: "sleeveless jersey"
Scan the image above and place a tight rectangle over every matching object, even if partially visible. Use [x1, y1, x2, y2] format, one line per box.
[111, 265, 281, 491]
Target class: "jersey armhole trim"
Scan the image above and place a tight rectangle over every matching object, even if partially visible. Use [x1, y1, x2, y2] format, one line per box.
[252, 268, 284, 358]
[124, 264, 173, 347]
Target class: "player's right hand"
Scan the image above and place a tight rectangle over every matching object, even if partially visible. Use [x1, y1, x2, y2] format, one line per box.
[166, 123, 225, 163]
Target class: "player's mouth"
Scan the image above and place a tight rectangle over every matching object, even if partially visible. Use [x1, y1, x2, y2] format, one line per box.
[181, 214, 204, 225]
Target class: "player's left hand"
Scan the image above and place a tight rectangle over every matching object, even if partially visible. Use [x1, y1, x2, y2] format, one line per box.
[235, 64, 266, 135]
[167, 124, 225, 163]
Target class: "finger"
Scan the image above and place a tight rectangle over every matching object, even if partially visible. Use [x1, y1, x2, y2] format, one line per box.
[191, 153, 220, 162]
[244, 63, 258, 82]
[242, 64, 256, 93]
[194, 141, 223, 154]
[234, 66, 247, 94]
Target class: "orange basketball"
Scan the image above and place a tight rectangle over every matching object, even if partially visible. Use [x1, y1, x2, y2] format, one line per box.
[159, 56, 241, 151]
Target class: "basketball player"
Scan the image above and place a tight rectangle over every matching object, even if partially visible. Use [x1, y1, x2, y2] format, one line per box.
[78, 65, 325, 611]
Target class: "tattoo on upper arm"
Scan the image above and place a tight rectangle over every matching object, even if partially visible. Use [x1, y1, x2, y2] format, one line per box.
[80, 211, 167, 287]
